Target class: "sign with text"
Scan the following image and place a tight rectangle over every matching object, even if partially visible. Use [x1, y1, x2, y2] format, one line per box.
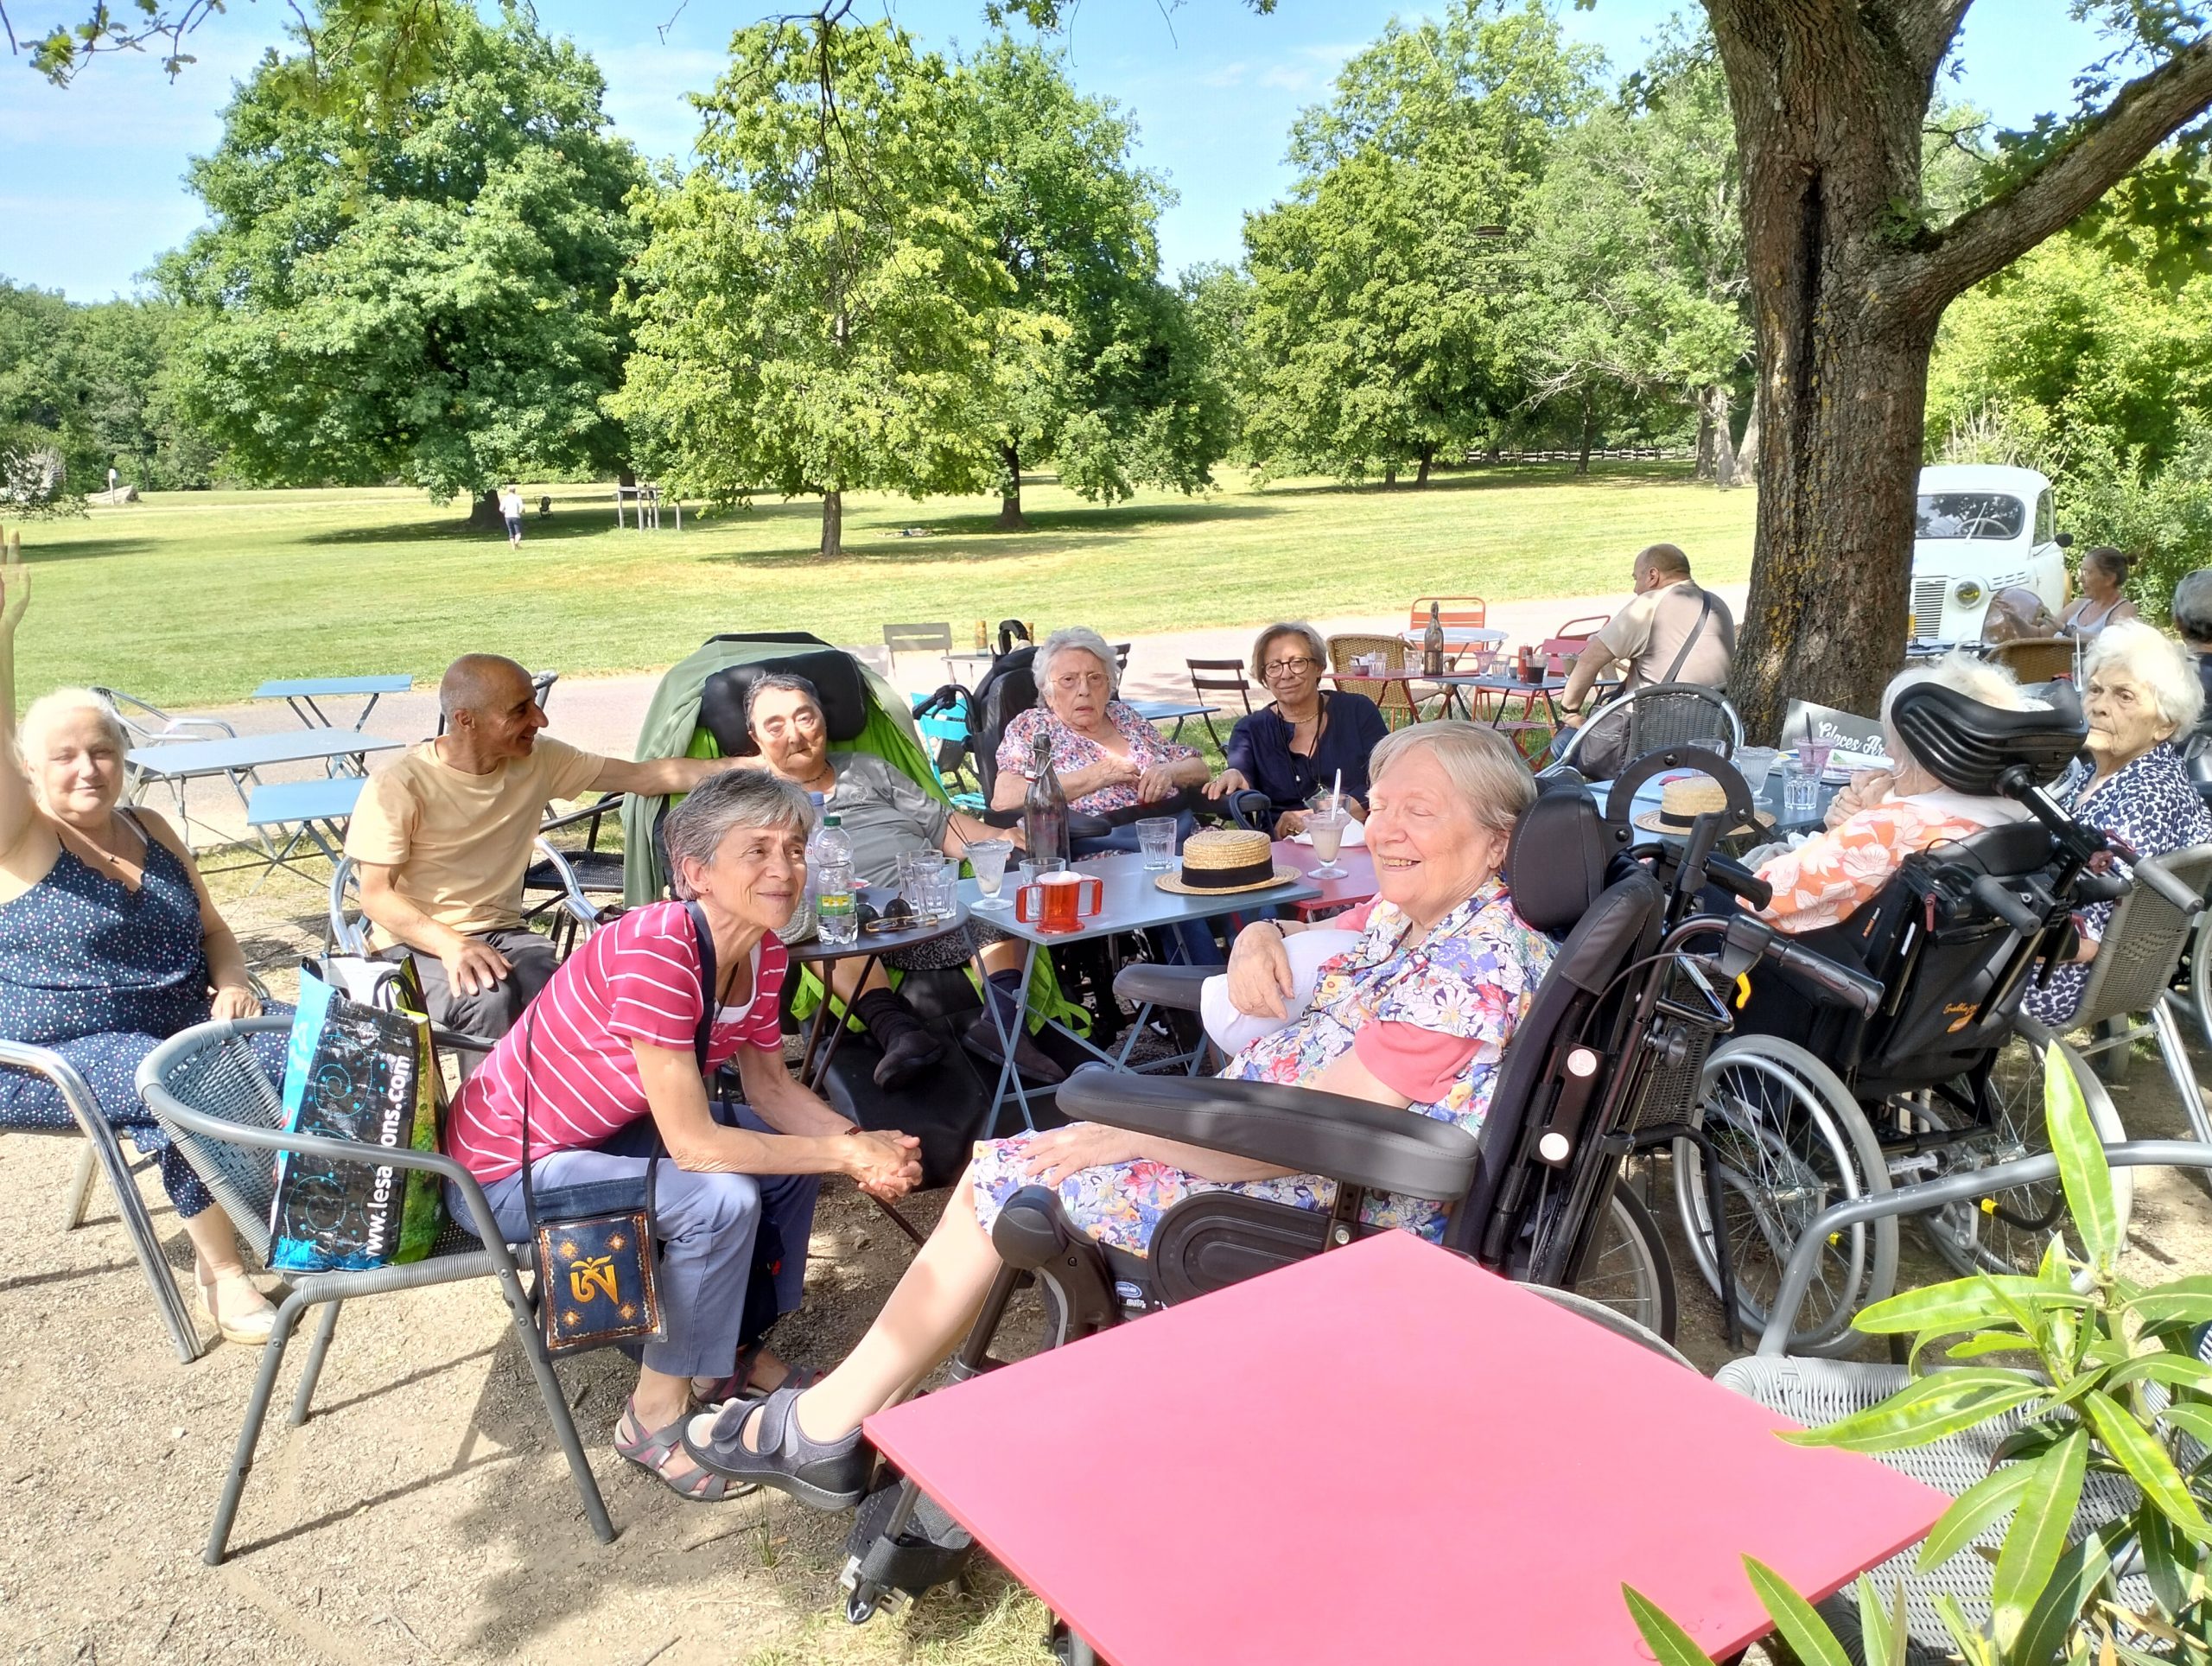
[1783, 699, 1891, 766]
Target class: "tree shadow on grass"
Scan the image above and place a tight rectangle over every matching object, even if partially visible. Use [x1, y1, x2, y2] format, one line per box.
[15, 537, 161, 562]
[1255, 462, 1700, 499]
[701, 498, 1286, 569]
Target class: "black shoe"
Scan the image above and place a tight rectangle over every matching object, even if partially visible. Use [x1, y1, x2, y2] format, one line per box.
[872, 1027, 944, 1091]
[682, 1385, 870, 1510]
[961, 1013, 1066, 1085]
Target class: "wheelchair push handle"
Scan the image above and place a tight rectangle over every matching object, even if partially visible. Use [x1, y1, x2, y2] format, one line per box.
[1970, 874, 2049, 938]
[2133, 861, 2206, 917]
[1763, 934, 1885, 1017]
[1700, 851, 1772, 912]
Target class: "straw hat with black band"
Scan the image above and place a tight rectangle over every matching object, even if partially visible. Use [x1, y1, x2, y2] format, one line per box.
[1632, 774, 1773, 836]
[1154, 828, 1301, 895]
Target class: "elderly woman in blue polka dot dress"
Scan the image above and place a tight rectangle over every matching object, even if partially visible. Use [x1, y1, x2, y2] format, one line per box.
[0, 541, 289, 1345]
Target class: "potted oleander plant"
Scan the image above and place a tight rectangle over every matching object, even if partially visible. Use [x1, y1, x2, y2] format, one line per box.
[1629, 1046, 2212, 1665]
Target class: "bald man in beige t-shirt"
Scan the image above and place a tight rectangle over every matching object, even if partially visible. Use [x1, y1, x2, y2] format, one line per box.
[346, 654, 741, 1041]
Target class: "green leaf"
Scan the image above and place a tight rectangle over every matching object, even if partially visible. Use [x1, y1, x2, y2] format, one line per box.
[2125, 1279, 2212, 1326]
[1851, 1275, 2050, 1337]
[1788, 1369, 2049, 1454]
[2140, 1507, 2190, 1621]
[2082, 1390, 2212, 1542]
[1947, 1331, 2046, 1362]
[2102, 1352, 2212, 1395]
[2047, 1040, 2121, 1271]
[1993, 1430, 2089, 1649]
[1743, 1557, 1854, 1666]
[2013, 1523, 2116, 1666]
[1621, 1584, 1718, 1666]
[1934, 1591, 1998, 1666]
[1919, 1459, 2041, 1571]
[2160, 1402, 2212, 1450]
[1853, 1574, 1908, 1666]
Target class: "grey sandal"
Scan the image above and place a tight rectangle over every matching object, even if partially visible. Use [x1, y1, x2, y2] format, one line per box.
[615, 1397, 756, 1503]
[682, 1384, 871, 1510]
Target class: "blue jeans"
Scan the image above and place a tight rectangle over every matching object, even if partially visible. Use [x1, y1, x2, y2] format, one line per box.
[457, 1103, 818, 1380]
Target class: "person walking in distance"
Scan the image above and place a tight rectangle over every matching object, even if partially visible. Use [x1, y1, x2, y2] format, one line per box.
[499, 481, 525, 549]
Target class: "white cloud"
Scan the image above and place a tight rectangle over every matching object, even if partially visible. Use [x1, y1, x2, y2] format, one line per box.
[1199, 60, 1249, 88]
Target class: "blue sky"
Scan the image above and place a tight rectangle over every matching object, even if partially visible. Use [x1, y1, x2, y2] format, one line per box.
[3, 1, 2114, 302]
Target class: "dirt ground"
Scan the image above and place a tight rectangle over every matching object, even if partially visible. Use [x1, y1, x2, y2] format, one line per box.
[3, 859, 2208, 1664]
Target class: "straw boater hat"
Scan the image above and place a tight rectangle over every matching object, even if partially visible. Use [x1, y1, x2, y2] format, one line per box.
[1632, 774, 1774, 836]
[1154, 827, 1301, 895]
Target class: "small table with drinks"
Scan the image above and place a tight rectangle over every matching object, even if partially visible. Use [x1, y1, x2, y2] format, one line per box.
[962, 845, 1321, 1135]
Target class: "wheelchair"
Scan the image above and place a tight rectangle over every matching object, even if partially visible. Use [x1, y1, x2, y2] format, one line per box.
[835, 760, 1885, 1627]
[1667, 680, 2170, 1355]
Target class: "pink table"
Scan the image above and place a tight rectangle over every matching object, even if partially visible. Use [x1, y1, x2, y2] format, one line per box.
[865, 1233, 1946, 1666]
[1271, 838, 1376, 920]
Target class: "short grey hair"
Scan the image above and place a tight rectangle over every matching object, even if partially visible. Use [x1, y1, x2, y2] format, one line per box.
[19, 687, 128, 766]
[2083, 619, 2205, 736]
[1033, 626, 1120, 701]
[744, 671, 823, 734]
[1878, 651, 2042, 771]
[1251, 622, 1327, 676]
[1369, 720, 1535, 836]
[662, 768, 813, 900]
[2173, 569, 2212, 646]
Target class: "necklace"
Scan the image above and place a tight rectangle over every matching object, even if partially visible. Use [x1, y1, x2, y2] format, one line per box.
[64, 812, 137, 874]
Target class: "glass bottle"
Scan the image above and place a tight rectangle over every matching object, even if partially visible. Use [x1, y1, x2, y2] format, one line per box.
[1023, 728, 1071, 870]
[1422, 601, 1446, 678]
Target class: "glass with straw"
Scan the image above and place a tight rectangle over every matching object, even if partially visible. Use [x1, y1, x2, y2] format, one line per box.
[1307, 769, 1351, 879]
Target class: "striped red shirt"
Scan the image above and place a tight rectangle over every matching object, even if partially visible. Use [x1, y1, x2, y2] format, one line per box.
[448, 901, 786, 1182]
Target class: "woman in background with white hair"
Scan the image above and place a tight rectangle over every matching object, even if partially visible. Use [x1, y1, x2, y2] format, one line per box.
[2021, 620, 2212, 1027]
[0, 539, 289, 1344]
[991, 626, 1208, 817]
[1756, 652, 2043, 937]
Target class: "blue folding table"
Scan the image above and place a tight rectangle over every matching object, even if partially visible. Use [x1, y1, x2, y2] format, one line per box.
[240, 776, 366, 887]
[251, 673, 413, 729]
[127, 729, 403, 854]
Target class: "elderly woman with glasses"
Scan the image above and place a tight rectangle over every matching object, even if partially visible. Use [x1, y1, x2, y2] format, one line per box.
[2021, 621, 2212, 1027]
[991, 626, 1208, 818]
[1205, 621, 1389, 836]
[442, 769, 923, 1503]
[680, 725, 1555, 1506]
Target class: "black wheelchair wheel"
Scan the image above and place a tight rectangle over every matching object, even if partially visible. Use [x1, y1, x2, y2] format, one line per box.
[1567, 1186, 1677, 1345]
[1920, 1033, 2132, 1279]
[1673, 1035, 1896, 1356]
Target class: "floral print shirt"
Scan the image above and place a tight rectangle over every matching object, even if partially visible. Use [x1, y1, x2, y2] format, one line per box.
[964, 875, 1555, 1254]
[2023, 744, 2212, 1026]
[996, 701, 1200, 815]
[1756, 791, 2024, 935]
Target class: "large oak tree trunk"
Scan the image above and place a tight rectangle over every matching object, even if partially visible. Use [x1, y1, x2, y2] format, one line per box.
[998, 442, 1027, 530]
[820, 488, 843, 558]
[1735, 386, 1761, 476]
[1414, 442, 1434, 486]
[1708, 384, 1738, 490]
[467, 487, 504, 528]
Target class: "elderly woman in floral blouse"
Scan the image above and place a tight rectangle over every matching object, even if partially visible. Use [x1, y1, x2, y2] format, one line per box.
[2022, 621, 2212, 1027]
[991, 626, 1209, 818]
[683, 723, 1555, 1506]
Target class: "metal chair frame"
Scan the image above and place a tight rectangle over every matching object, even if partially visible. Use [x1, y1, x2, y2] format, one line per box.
[1325, 633, 1421, 728]
[137, 1016, 616, 1564]
[1548, 681, 1742, 772]
[1183, 659, 1254, 749]
[327, 840, 601, 962]
[882, 623, 957, 683]
[2, 1040, 207, 1362]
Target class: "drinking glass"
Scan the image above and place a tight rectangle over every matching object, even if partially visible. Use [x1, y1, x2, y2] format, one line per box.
[1307, 809, 1350, 879]
[1733, 745, 1779, 795]
[902, 850, 949, 921]
[967, 838, 1014, 911]
[1799, 740, 1835, 780]
[1016, 870, 1103, 932]
[1783, 770, 1821, 822]
[1136, 817, 1178, 871]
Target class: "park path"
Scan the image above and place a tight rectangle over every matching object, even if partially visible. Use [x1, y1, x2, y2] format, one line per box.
[156, 583, 1745, 849]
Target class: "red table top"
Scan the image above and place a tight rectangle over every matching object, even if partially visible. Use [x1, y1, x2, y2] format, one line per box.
[1271, 839, 1376, 919]
[864, 1233, 1946, 1666]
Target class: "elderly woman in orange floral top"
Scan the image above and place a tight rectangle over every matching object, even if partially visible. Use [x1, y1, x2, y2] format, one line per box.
[1755, 654, 2040, 937]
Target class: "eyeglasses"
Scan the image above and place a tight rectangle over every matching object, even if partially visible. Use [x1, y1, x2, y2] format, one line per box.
[1262, 657, 1320, 677]
[1050, 672, 1109, 691]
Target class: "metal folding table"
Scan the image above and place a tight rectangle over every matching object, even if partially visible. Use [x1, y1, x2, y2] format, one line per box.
[128, 729, 404, 853]
[239, 776, 366, 887]
[963, 852, 1319, 1133]
[251, 674, 413, 729]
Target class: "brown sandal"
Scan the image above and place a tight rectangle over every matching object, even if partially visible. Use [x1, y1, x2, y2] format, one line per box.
[614, 1396, 756, 1502]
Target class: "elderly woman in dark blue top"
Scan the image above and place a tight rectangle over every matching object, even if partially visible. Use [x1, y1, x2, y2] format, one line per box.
[1205, 622, 1389, 836]
[0, 543, 288, 1345]
[2024, 620, 2212, 1027]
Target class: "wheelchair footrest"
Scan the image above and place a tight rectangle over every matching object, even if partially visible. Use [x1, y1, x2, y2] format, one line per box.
[842, 1473, 972, 1613]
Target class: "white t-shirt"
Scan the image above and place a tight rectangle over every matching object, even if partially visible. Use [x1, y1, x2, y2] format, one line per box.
[499, 488, 524, 519]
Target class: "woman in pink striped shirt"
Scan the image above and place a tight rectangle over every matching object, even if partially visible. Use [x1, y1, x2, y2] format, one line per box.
[447, 771, 923, 1504]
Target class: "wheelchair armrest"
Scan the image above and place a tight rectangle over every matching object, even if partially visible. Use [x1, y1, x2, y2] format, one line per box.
[1112, 962, 1211, 1011]
[1057, 1062, 1477, 1203]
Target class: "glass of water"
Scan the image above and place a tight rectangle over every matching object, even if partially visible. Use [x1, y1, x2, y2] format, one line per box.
[1136, 816, 1178, 871]
[903, 850, 950, 921]
[1783, 769, 1821, 823]
[1733, 746, 1779, 793]
[967, 839, 1014, 910]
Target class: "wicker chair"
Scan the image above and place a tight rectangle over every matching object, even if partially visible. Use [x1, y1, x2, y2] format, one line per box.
[1548, 682, 1741, 773]
[137, 1017, 615, 1564]
[1982, 636, 2076, 684]
[1326, 633, 1420, 727]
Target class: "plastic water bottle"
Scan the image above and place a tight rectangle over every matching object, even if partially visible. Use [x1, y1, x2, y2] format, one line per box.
[813, 814, 857, 946]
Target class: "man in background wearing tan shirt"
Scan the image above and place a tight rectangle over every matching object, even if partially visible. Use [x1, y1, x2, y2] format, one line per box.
[346, 654, 741, 1042]
[1555, 543, 1735, 773]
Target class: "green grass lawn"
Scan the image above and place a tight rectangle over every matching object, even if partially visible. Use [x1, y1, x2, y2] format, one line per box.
[10, 464, 1756, 706]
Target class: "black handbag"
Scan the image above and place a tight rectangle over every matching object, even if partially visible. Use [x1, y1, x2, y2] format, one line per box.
[523, 903, 719, 1357]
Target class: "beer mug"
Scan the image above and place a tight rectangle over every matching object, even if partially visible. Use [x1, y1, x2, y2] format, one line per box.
[1015, 868, 1104, 932]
